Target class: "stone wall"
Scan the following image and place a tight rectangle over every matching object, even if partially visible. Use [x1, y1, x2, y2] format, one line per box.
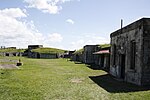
[28, 45, 43, 51]
[110, 18, 150, 85]
[83, 45, 99, 64]
[28, 52, 58, 59]
[40, 53, 58, 59]
[142, 20, 150, 85]
[93, 53, 110, 71]
[0, 52, 5, 56]
[72, 54, 84, 62]
[0, 52, 22, 57]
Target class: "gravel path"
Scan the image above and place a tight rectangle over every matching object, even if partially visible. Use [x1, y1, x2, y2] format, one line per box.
[0, 64, 19, 69]
[0, 58, 19, 69]
[0, 59, 18, 63]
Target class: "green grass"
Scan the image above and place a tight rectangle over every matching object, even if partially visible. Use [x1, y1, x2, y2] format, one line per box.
[0, 57, 150, 100]
[31, 47, 67, 54]
[0, 48, 26, 53]
[99, 44, 111, 49]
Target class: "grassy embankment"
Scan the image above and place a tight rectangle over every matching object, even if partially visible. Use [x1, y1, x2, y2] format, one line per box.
[31, 48, 67, 54]
[0, 57, 150, 100]
[0, 48, 26, 53]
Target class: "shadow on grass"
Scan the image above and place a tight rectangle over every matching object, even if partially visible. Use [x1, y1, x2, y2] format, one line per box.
[73, 62, 102, 70]
[89, 74, 150, 93]
[72, 61, 101, 70]
[86, 64, 101, 70]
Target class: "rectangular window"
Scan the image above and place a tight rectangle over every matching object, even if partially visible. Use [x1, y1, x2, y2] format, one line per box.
[130, 41, 136, 69]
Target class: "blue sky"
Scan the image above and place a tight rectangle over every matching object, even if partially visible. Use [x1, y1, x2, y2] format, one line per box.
[0, 0, 150, 50]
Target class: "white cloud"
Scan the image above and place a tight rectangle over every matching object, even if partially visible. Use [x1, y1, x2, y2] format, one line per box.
[71, 39, 84, 50]
[47, 33, 63, 42]
[0, 8, 27, 18]
[0, 8, 63, 48]
[70, 34, 110, 50]
[66, 19, 74, 24]
[24, 0, 79, 14]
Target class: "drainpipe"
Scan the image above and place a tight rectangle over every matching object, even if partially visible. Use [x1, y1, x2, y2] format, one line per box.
[121, 19, 123, 35]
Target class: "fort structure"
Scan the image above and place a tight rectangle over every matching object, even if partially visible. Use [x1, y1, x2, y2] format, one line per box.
[110, 18, 150, 86]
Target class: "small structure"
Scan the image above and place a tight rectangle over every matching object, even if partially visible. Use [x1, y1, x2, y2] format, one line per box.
[71, 48, 84, 62]
[28, 45, 43, 50]
[27, 45, 65, 59]
[63, 51, 75, 58]
[83, 45, 99, 64]
[0, 52, 21, 57]
[28, 45, 43, 58]
[7, 47, 16, 49]
[16, 59, 23, 66]
[0, 47, 24, 57]
[5, 52, 15, 56]
[110, 18, 150, 86]
[93, 45, 110, 71]
[34, 53, 58, 59]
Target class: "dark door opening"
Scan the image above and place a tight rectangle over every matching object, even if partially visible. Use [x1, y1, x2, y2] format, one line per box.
[100, 54, 104, 67]
[76, 54, 79, 61]
[6, 53, 9, 56]
[37, 53, 40, 58]
[13, 53, 16, 56]
[120, 54, 125, 79]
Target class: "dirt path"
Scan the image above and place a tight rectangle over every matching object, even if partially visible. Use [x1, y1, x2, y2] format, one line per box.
[0, 58, 19, 69]
[0, 64, 19, 69]
[0, 59, 18, 63]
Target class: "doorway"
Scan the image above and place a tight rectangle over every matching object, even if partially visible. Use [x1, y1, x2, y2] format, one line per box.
[37, 53, 40, 58]
[100, 54, 104, 67]
[120, 54, 125, 79]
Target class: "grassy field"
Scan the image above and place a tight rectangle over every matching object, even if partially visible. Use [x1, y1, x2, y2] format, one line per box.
[0, 57, 150, 100]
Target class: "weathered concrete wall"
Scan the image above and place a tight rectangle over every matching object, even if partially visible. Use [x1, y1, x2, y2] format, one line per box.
[28, 45, 43, 57]
[93, 54, 110, 71]
[110, 18, 150, 85]
[83, 45, 98, 64]
[40, 53, 58, 59]
[142, 20, 150, 85]
[0, 52, 5, 56]
[74, 54, 84, 62]
[28, 52, 38, 58]
[28, 52, 58, 59]
[28, 45, 43, 51]
[103, 54, 110, 71]
[94, 54, 101, 66]
[0, 52, 23, 57]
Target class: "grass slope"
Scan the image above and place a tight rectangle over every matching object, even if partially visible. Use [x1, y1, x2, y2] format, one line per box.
[99, 44, 111, 49]
[31, 48, 67, 54]
[0, 57, 150, 100]
[0, 48, 26, 53]
[73, 48, 84, 55]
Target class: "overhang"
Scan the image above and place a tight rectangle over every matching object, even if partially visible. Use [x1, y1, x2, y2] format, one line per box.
[93, 50, 110, 54]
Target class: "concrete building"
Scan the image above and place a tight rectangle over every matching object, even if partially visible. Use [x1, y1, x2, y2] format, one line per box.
[83, 45, 99, 64]
[39, 53, 58, 59]
[29, 52, 58, 59]
[27, 45, 61, 59]
[71, 50, 84, 62]
[71, 44, 110, 70]
[110, 18, 150, 86]
[28, 45, 43, 51]
[93, 46, 110, 71]
[63, 51, 75, 58]
[28, 45, 43, 58]
[5, 52, 21, 56]
[0, 47, 23, 57]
